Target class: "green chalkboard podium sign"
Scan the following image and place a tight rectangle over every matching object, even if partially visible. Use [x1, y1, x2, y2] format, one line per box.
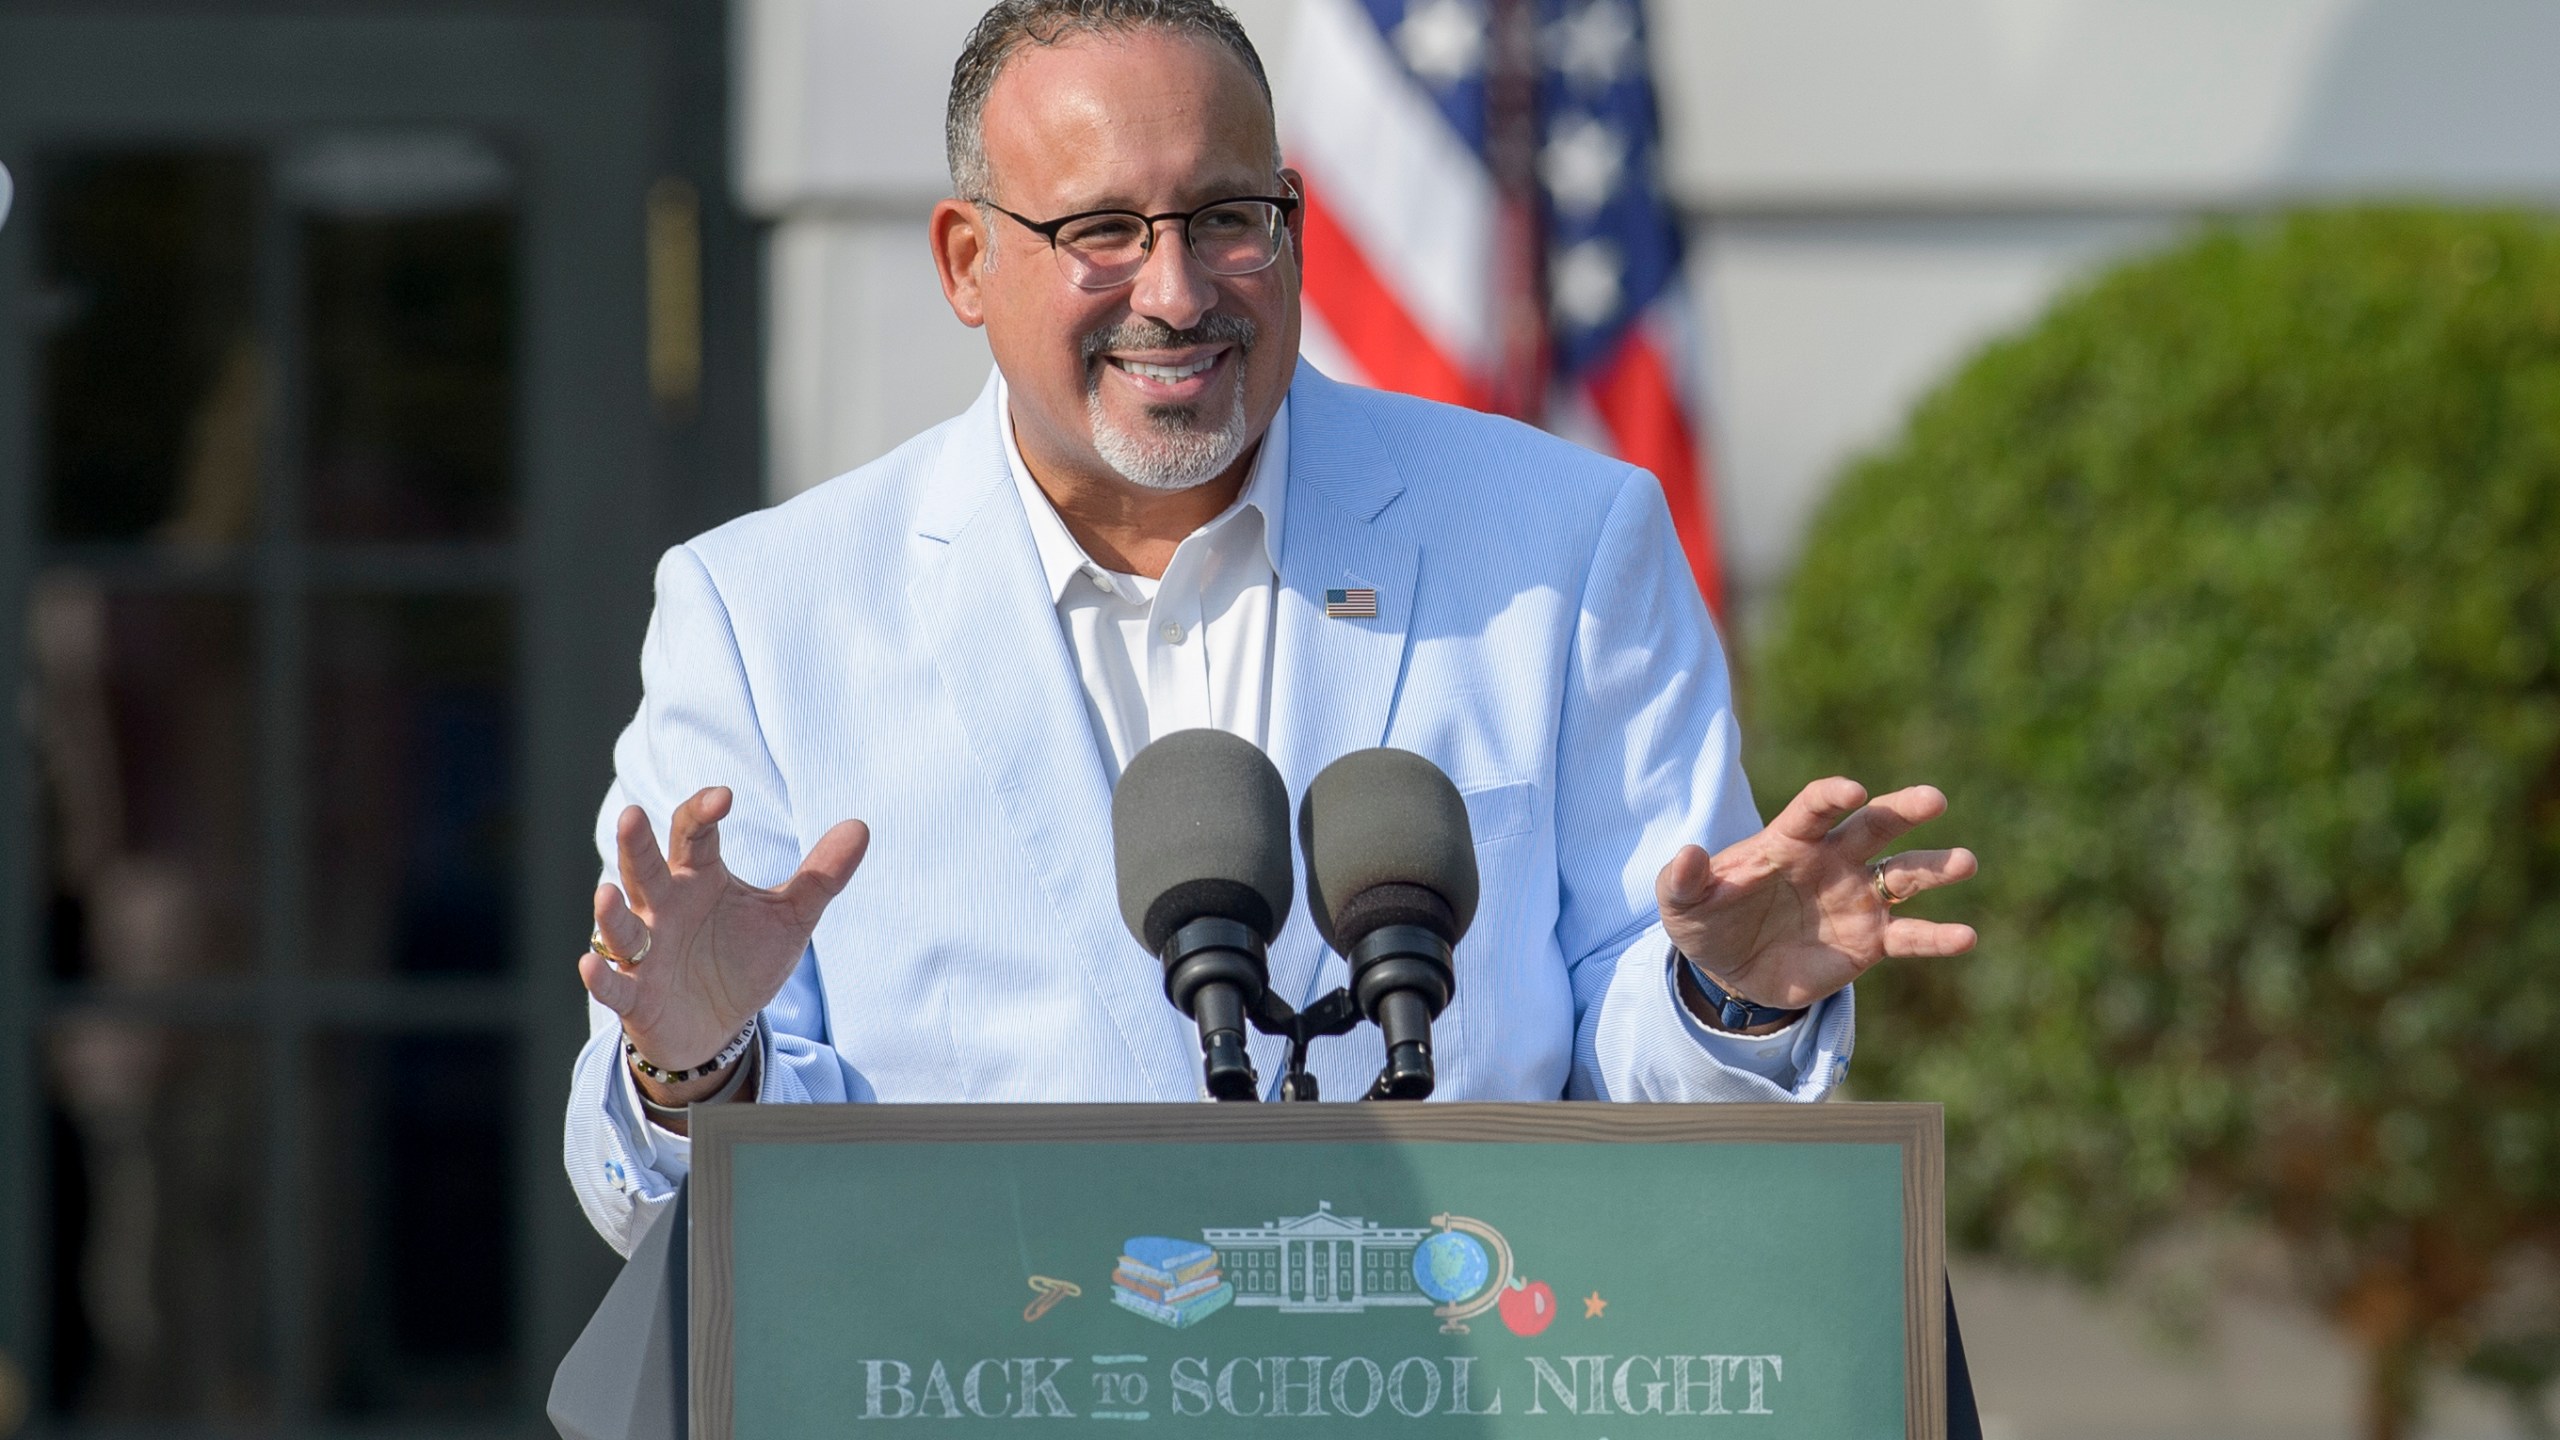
[690, 1104, 1945, 1440]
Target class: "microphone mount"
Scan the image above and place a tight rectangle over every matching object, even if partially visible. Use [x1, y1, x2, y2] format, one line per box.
[1156, 916, 1423, 1103]
[1233, 981, 1435, 1104]
[1248, 986, 1364, 1102]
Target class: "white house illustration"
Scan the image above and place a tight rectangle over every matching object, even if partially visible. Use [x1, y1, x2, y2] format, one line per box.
[1202, 1203, 1437, 1313]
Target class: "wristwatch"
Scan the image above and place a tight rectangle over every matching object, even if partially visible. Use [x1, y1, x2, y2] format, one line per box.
[1678, 949, 1806, 1031]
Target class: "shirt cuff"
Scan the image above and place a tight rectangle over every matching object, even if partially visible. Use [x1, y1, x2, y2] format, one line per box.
[1663, 947, 1821, 1087]
[615, 1040, 694, 1168]
[610, 1019, 776, 1172]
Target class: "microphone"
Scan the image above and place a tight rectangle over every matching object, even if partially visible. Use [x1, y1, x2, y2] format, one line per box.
[1111, 729, 1295, 1101]
[1298, 748, 1478, 1100]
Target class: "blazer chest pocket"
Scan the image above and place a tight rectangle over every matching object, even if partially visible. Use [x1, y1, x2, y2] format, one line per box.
[1460, 780, 1537, 845]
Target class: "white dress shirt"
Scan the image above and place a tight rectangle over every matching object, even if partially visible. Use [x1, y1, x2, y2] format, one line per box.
[998, 374, 1286, 780]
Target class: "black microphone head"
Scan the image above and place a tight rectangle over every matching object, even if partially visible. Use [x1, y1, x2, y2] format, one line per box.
[1298, 748, 1480, 954]
[1112, 729, 1294, 954]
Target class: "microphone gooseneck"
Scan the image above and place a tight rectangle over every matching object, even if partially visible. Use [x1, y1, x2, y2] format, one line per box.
[1111, 729, 1295, 1101]
[1298, 748, 1479, 1100]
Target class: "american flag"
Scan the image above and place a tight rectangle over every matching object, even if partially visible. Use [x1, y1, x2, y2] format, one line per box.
[1285, 0, 1727, 616]
[1325, 586, 1381, 618]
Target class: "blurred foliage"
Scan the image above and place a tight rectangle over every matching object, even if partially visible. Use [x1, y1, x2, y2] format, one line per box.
[1747, 208, 2560, 1438]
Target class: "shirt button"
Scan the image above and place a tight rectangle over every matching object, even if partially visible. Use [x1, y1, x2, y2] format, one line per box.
[1160, 622, 1185, 644]
[1089, 572, 1112, 593]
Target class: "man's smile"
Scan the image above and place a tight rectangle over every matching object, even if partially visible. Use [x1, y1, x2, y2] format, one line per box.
[1100, 344, 1234, 403]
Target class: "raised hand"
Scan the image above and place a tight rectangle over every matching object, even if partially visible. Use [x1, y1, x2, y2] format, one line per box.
[1656, 777, 1976, 1020]
[576, 786, 869, 1101]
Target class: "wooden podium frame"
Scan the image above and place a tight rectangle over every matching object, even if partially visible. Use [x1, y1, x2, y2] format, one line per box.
[689, 1102, 1945, 1440]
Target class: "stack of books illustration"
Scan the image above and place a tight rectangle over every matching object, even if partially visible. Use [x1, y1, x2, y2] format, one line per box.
[1112, 1236, 1233, 1329]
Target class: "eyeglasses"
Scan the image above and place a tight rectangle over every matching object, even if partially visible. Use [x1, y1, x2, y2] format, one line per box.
[978, 192, 1300, 291]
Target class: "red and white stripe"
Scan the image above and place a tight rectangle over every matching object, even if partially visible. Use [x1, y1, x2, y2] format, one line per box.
[1281, 0, 1729, 614]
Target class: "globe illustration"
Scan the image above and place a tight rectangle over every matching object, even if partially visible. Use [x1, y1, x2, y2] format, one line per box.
[1411, 1231, 1492, 1304]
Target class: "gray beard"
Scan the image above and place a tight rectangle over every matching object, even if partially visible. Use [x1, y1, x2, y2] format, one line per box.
[1079, 314, 1260, 492]
[1086, 383, 1252, 492]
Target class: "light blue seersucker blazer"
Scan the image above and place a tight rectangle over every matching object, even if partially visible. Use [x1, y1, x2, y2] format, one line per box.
[565, 361, 1854, 1254]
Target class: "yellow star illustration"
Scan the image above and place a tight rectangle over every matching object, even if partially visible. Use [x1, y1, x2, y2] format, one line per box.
[1583, 1291, 1608, 1319]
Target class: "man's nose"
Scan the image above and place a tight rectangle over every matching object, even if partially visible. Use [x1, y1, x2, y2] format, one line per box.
[1126, 223, 1219, 331]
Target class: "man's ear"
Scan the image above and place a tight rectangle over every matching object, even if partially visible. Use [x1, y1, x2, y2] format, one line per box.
[1280, 167, 1307, 249]
[930, 198, 992, 329]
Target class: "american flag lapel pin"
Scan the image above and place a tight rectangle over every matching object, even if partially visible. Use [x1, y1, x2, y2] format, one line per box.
[1324, 586, 1380, 619]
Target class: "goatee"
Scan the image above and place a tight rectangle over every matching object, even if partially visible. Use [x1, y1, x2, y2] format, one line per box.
[1080, 314, 1259, 492]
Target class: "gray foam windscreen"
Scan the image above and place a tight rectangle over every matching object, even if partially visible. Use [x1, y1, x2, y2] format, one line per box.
[1298, 748, 1480, 954]
[1111, 728, 1295, 952]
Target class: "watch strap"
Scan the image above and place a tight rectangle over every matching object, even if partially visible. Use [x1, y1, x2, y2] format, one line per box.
[1679, 951, 1807, 1031]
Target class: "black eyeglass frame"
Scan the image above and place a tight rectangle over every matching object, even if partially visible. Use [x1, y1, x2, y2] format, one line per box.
[976, 191, 1303, 287]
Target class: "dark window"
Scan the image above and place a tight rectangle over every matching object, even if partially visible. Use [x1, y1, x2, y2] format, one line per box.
[23, 137, 529, 1430]
[1, 12, 749, 1433]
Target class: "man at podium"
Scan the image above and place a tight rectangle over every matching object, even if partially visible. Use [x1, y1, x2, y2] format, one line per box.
[563, 0, 1977, 1259]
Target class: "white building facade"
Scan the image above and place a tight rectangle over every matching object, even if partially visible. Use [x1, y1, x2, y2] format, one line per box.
[732, 0, 2560, 630]
[1204, 1202, 1435, 1312]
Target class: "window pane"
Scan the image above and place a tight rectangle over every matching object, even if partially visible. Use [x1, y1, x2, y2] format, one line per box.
[43, 1023, 269, 1422]
[294, 133, 517, 541]
[309, 1030, 517, 1417]
[35, 150, 265, 544]
[307, 596, 516, 976]
[32, 581, 258, 982]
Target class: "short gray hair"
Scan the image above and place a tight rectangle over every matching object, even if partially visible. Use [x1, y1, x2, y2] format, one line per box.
[946, 0, 1278, 202]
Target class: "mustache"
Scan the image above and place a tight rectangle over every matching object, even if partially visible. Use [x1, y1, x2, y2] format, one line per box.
[1079, 314, 1259, 372]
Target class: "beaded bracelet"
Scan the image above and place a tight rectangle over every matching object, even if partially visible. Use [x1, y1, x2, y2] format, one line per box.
[635, 1035, 758, 1121]
[625, 1015, 759, 1085]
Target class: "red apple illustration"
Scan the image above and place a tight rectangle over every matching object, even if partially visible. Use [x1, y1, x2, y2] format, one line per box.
[1499, 1278, 1556, 1337]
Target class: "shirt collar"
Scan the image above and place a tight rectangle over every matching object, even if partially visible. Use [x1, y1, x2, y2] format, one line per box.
[996, 371, 1288, 606]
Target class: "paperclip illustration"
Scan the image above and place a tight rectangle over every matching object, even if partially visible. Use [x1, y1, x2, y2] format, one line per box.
[1023, 1275, 1081, 1322]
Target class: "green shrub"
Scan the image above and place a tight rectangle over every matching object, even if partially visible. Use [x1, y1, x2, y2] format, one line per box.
[1747, 207, 2560, 1439]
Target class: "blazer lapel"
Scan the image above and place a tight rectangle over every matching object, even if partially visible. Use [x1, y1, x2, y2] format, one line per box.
[907, 373, 1193, 1100]
[1260, 364, 1423, 1040]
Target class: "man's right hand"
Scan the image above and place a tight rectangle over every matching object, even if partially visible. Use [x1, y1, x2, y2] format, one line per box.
[577, 786, 869, 1105]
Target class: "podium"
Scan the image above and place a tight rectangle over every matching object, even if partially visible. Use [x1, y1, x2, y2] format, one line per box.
[554, 1104, 1980, 1439]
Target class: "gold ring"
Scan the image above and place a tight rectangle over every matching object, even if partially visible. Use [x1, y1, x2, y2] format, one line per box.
[590, 924, 651, 966]
[1870, 862, 1908, 907]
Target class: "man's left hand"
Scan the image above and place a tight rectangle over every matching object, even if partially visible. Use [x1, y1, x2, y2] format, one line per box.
[1657, 777, 1978, 1019]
